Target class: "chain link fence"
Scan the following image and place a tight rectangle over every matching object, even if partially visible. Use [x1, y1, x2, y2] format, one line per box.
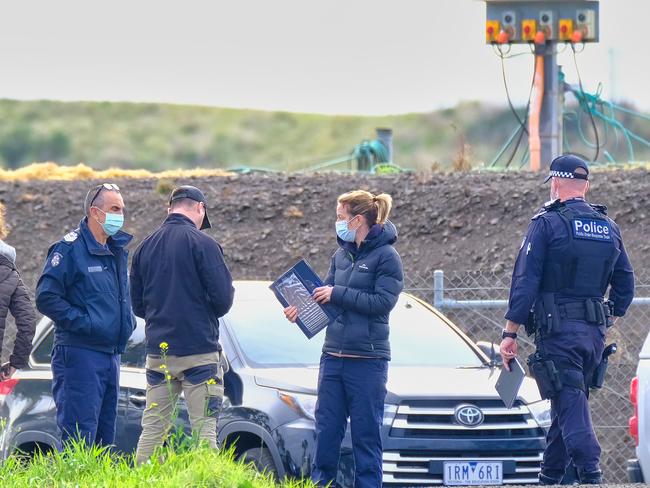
[403, 268, 649, 484]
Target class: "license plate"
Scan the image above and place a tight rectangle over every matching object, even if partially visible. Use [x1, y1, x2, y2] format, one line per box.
[443, 461, 503, 486]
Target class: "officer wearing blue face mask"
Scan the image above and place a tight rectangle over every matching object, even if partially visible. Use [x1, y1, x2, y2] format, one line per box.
[500, 155, 635, 485]
[285, 190, 404, 488]
[36, 183, 135, 448]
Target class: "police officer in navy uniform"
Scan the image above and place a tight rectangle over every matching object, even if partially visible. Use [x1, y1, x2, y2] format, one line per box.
[500, 155, 634, 485]
[36, 183, 135, 447]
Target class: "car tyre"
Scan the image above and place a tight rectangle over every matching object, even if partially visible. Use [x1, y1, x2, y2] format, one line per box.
[241, 447, 278, 479]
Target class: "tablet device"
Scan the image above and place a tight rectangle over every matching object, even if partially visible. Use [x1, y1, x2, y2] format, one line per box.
[495, 358, 526, 409]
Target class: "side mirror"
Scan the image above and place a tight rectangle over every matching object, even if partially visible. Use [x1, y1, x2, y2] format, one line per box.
[476, 341, 503, 367]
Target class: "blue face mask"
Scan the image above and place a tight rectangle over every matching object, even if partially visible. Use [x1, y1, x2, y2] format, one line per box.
[336, 217, 358, 243]
[94, 208, 124, 236]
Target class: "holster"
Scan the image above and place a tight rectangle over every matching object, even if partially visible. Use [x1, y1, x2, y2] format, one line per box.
[604, 300, 615, 328]
[590, 361, 608, 390]
[528, 352, 588, 398]
[534, 293, 561, 336]
[527, 352, 563, 399]
[590, 343, 617, 389]
[584, 298, 609, 326]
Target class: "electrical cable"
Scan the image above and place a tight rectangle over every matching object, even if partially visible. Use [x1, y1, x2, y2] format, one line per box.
[496, 44, 532, 136]
[519, 142, 530, 168]
[492, 43, 512, 57]
[505, 124, 526, 169]
[571, 43, 601, 161]
[491, 44, 533, 59]
[502, 55, 537, 168]
[572, 42, 586, 54]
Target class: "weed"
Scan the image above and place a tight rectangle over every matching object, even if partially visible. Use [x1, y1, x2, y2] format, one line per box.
[155, 179, 175, 197]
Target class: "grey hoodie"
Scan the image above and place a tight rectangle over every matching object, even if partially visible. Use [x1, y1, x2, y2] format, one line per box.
[0, 240, 16, 264]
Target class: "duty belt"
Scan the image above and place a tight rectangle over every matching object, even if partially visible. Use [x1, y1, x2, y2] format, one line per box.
[557, 298, 612, 326]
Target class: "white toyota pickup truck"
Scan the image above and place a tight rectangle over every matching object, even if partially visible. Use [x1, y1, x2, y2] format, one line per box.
[628, 333, 650, 482]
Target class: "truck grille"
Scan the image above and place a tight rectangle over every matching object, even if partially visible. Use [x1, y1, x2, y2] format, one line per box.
[384, 400, 545, 486]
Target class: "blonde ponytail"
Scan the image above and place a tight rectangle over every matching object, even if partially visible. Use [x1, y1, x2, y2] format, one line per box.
[373, 193, 392, 224]
[338, 190, 393, 226]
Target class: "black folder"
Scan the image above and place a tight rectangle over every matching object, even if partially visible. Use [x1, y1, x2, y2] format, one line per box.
[495, 358, 526, 409]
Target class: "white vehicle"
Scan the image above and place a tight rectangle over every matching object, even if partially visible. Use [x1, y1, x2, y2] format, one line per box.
[627, 333, 650, 482]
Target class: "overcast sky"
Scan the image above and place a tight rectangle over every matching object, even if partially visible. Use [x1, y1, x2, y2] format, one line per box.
[0, 0, 647, 115]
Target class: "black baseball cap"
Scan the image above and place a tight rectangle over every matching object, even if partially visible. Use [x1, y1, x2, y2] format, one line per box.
[169, 185, 211, 230]
[544, 154, 590, 183]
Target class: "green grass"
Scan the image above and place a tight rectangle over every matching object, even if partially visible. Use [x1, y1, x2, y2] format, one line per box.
[0, 440, 315, 488]
[0, 98, 648, 172]
[0, 99, 496, 172]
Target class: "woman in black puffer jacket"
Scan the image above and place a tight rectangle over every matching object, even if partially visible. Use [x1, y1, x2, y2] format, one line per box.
[0, 209, 36, 381]
[285, 190, 404, 488]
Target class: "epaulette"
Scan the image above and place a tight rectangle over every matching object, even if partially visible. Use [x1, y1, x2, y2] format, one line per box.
[589, 203, 608, 215]
[532, 199, 563, 220]
[61, 230, 79, 244]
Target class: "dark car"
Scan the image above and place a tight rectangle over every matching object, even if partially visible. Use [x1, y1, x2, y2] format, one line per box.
[0, 281, 551, 486]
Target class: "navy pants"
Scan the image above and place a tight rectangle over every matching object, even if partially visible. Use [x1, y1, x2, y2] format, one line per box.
[312, 354, 388, 488]
[538, 321, 605, 481]
[51, 345, 120, 447]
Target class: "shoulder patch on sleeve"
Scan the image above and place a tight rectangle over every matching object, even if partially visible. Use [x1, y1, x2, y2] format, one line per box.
[50, 252, 63, 267]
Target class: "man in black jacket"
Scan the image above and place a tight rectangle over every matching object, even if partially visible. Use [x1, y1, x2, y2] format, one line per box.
[130, 185, 234, 463]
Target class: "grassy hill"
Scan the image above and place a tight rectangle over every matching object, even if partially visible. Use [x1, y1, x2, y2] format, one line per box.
[0, 98, 647, 171]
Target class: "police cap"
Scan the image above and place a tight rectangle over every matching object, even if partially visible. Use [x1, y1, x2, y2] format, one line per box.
[544, 154, 590, 183]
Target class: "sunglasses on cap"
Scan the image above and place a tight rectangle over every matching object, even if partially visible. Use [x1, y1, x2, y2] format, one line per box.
[88, 183, 121, 208]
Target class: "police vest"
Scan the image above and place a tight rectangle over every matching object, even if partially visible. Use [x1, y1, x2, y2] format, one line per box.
[539, 203, 620, 298]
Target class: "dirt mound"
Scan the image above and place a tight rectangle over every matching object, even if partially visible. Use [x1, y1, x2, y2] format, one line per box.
[1, 169, 648, 295]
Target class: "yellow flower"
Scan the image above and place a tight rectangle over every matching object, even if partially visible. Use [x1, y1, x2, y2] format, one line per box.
[166, 374, 172, 381]
[159, 342, 169, 351]
[159, 364, 167, 370]
[207, 378, 216, 385]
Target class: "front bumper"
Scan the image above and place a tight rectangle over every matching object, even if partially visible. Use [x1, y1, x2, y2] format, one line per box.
[381, 439, 545, 485]
[382, 400, 547, 486]
[627, 458, 645, 483]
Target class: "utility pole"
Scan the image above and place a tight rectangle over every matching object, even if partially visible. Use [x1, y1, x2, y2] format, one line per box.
[539, 42, 563, 166]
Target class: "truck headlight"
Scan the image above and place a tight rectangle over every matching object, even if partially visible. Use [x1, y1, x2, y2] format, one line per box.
[279, 391, 398, 426]
[528, 399, 552, 428]
[278, 391, 317, 420]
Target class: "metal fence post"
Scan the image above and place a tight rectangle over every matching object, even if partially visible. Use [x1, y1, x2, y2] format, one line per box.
[433, 270, 444, 309]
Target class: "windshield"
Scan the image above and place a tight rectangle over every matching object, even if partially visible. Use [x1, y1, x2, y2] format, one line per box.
[228, 294, 483, 368]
